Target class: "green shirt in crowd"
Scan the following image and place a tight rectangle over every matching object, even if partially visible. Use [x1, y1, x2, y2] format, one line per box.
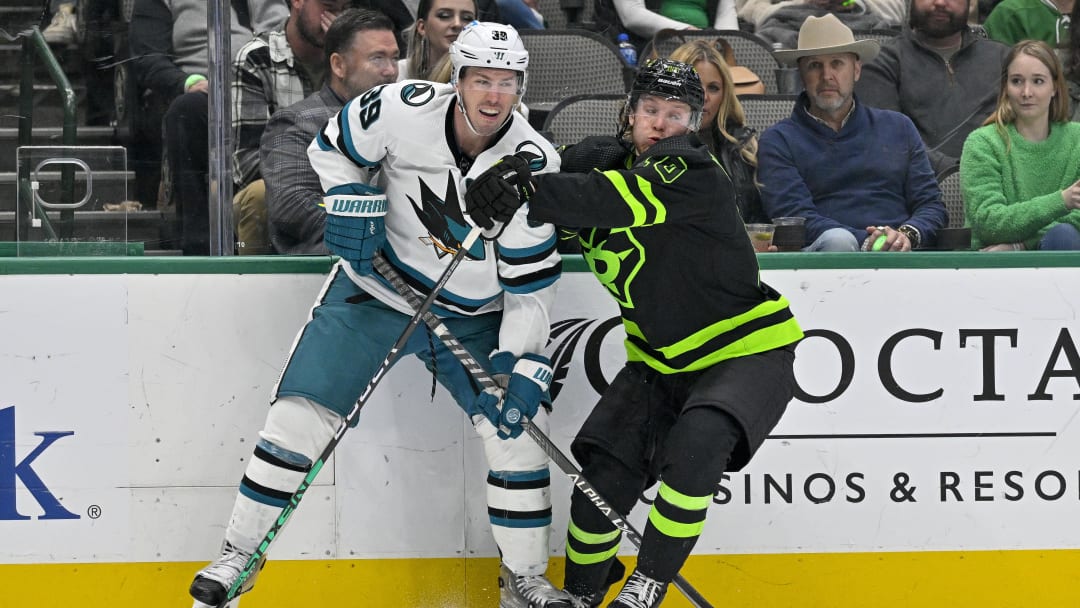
[983, 0, 1069, 46]
[960, 121, 1080, 250]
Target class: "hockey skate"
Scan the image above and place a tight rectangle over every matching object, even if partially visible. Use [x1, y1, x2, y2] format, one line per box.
[499, 563, 576, 608]
[189, 541, 265, 607]
[566, 591, 601, 608]
[607, 570, 668, 608]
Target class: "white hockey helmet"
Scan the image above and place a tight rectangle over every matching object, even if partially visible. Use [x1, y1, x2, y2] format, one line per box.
[449, 21, 529, 96]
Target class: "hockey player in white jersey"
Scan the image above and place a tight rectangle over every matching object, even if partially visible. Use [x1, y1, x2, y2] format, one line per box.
[188, 20, 573, 608]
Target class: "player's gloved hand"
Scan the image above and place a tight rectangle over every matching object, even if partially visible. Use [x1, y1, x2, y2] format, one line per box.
[323, 186, 389, 276]
[474, 351, 553, 440]
[465, 152, 538, 231]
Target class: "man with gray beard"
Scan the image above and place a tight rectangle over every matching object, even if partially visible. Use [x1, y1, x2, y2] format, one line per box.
[856, 0, 1009, 174]
[758, 15, 947, 252]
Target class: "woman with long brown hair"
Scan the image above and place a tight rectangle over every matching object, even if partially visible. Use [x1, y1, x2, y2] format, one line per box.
[398, 0, 477, 80]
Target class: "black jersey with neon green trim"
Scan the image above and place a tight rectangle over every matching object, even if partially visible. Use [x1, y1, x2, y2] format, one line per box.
[529, 134, 803, 374]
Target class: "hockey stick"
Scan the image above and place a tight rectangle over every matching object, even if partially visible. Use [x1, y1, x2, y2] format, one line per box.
[214, 227, 483, 607]
[373, 253, 715, 608]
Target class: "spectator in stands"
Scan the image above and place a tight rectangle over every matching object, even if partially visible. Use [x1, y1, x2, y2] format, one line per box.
[496, 0, 546, 29]
[1066, 0, 1080, 120]
[857, 0, 1010, 175]
[759, 14, 947, 251]
[398, 0, 478, 80]
[351, 0, 415, 53]
[43, 0, 79, 46]
[130, 0, 288, 255]
[740, 0, 906, 50]
[232, 0, 350, 255]
[669, 39, 768, 223]
[49, 0, 119, 126]
[594, 0, 736, 51]
[960, 39, 1080, 251]
[982, 0, 1070, 46]
[263, 9, 399, 254]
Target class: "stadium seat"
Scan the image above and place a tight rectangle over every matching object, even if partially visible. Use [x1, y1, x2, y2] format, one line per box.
[540, 93, 624, 146]
[518, 30, 632, 114]
[535, 0, 594, 29]
[735, 93, 797, 135]
[937, 164, 965, 229]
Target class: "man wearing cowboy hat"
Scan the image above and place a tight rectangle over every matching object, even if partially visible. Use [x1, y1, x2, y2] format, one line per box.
[758, 14, 948, 252]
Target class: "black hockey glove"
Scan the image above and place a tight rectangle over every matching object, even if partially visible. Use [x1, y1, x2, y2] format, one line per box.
[465, 153, 537, 231]
[560, 136, 631, 174]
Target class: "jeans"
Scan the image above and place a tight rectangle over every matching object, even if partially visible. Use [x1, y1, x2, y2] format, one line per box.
[1039, 223, 1080, 250]
[805, 227, 859, 252]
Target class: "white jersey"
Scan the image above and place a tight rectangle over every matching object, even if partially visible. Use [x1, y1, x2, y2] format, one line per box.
[308, 81, 562, 357]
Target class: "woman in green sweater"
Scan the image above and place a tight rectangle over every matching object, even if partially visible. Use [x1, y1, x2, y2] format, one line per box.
[960, 39, 1080, 251]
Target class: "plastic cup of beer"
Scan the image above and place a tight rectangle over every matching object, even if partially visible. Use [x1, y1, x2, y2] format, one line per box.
[745, 223, 775, 252]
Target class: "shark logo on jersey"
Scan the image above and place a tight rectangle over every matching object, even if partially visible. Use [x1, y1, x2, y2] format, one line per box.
[401, 82, 436, 107]
[408, 171, 485, 260]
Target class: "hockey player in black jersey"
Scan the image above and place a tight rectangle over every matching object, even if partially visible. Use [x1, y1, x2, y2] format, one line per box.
[465, 59, 805, 608]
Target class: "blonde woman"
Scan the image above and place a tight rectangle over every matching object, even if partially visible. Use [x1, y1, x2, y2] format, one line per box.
[398, 0, 476, 81]
[960, 39, 1080, 251]
[669, 39, 768, 223]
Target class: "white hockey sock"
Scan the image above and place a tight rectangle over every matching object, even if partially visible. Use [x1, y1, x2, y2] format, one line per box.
[488, 467, 553, 576]
[476, 409, 555, 576]
[224, 397, 340, 552]
[224, 440, 310, 552]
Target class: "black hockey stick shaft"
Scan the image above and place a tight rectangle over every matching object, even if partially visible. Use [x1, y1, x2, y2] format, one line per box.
[220, 227, 483, 606]
[373, 253, 715, 608]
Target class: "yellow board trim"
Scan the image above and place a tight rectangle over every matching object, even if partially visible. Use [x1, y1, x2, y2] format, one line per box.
[3, 551, 1080, 607]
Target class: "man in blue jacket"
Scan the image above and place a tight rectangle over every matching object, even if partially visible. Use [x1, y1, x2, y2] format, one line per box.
[760, 14, 948, 252]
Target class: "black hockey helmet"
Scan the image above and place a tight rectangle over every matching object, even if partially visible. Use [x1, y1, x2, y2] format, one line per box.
[627, 58, 704, 130]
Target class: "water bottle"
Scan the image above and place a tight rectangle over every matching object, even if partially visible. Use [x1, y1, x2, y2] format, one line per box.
[617, 33, 637, 67]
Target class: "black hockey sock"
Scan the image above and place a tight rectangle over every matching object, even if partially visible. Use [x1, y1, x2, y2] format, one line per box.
[563, 451, 642, 599]
[564, 505, 622, 598]
[638, 407, 742, 582]
[635, 480, 710, 583]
